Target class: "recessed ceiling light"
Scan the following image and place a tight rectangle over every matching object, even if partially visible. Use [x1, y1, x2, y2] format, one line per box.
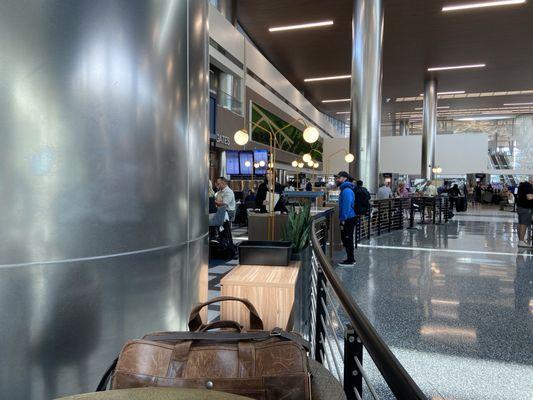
[442, 0, 526, 12]
[269, 20, 334, 32]
[427, 64, 486, 71]
[304, 74, 350, 82]
[322, 98, 350, 103]
[503, 102, 533, 106]
[419, 91, 466, 96]
[414, 106, 450, 110]
[454, 115, 514, 121]
[336, 111, 351, 114]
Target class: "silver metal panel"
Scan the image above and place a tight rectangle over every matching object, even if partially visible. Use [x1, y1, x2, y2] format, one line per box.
[349, 0, 384, 193]
[400, 120, 409, 136]
[0, 1, 208, 399]
[188, 0, 209, 240]
[421, 79, 438, 179]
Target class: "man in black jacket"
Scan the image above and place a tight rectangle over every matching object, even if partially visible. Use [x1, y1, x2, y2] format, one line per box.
[516, 176, 533, 248]
[255, 170, 286, 213]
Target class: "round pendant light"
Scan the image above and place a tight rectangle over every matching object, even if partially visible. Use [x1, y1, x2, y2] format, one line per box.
[344, 153, 355, 163]
[234, 129, 249, 146]
[291, 160, 298, 167]
[254, 162, 260, 168]
[303, 126, 319, 143]
[244, 160, 251, 167]
[302, 153, 312, 163]
[313, 162, 319, 168]
[258, 160, 266, 167]
[307, 160, 314, 167]
[298, 162, 304, 169]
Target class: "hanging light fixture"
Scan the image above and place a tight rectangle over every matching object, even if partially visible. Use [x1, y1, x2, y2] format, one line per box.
[268, 162, 273, 168]
[291, 160, 298, 167]
[307, 160, 314, 167]
[344, 153, 355, 163]
[254, 162, 260, 168]
[302, 153, 312, 162]
[303, 126, 319, 143]
[258, 160, 266, 167]
[298, 162, 304, 168]
[313, 161, 319, 168]
[244, 160, 251, 167]
[234, 129, 249, 146]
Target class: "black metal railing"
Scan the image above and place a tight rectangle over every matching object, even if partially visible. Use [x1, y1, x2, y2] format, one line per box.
[356, 196, 450, 246]
[303, 211, 427, 400]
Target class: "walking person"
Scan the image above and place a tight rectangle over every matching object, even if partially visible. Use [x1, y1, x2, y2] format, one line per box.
[516, 176, 533, 248]
[336, 171, 356, 267]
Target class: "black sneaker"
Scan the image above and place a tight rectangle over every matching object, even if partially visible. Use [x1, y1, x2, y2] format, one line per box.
[338, 259, 355, 267]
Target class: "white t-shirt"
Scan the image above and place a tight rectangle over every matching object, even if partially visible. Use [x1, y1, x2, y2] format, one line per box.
[216, 186, 236, 211]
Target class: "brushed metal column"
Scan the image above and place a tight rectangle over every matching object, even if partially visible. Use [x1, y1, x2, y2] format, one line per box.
[0, 1, 208, 399]
[349, 0, 384, 193]
[421, 79, 438, 179]
[400, 120, 410, 136]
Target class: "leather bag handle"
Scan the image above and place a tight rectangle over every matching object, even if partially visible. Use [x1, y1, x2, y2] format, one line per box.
[188, 296, 264, 331]
[199, 320, 245, 332]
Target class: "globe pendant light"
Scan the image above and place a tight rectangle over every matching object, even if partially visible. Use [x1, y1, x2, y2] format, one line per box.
[291, 160, 298, 167]
[344, 153, 355, 163]
[234, 129, 249, 146]
[302, 153, 312, 162]
[303, 126, 319, 143]
[307, 160, 314, 167]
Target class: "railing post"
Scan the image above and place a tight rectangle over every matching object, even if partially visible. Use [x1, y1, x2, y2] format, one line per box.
[344, 324, 362, 400]
[388, 200, 392, 232]
[432, 197, 437, 225]
[377, 202, 382, 236]
[444, 197, 449, 223]
[409, 198, 415, 229]
[314, 267, 327, 363]
[438, 197, 443, 224]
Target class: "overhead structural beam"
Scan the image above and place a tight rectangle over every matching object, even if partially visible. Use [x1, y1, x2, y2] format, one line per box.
[349, 0, 384, 193]
[421, 79, 438, 179]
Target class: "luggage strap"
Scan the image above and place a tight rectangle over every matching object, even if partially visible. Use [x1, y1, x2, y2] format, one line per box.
[143, 328, 310, 351]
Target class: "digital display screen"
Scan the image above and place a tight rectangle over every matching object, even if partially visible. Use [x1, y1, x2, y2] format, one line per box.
[239, 151, 254, 175]
[226, 151, 240, 175]
[254, 149, 268, 175]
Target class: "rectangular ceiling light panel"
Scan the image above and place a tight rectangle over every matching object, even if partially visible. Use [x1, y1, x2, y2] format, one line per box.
[322, 98, 350, 103]
[269, 20, 333, 32]
[304, 74, 351, 82]
[427, 64, 486, 71]
[442, 0, 526, 12]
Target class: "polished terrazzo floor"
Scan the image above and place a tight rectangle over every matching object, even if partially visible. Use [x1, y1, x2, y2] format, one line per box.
[334, 205, 533, 399]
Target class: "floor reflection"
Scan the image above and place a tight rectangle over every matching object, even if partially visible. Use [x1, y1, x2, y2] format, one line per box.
[335, 207, 533, 399]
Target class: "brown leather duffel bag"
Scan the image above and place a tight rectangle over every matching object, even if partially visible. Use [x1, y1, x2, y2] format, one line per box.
[98, 296, 311, 400]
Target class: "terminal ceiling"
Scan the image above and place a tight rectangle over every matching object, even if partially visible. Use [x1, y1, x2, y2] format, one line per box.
[235, 0, 533, 123]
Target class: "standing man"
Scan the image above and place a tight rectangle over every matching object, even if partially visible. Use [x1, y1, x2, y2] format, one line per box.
[305, 179, 313, 191]
[215, 177, 236, 221]
[516, 176, 533, 248]
[377, 181, 393, 200]
[336, 171, 356, 267]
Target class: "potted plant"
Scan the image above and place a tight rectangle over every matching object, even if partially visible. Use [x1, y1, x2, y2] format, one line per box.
[282, 204, 312, 260]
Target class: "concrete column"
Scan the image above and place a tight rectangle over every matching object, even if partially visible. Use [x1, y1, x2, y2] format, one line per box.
[0, 1, 209, 398]
[349, 0, 384, 193]
[421, 79, 438, 179]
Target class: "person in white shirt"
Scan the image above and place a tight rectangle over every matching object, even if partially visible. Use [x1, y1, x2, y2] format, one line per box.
[376, 182, 393, 200]
[424, 180, 437, 197]
[215, 177, 236, 221]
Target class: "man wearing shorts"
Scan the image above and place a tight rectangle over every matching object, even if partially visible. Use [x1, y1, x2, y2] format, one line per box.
[516, 176, 533, 248]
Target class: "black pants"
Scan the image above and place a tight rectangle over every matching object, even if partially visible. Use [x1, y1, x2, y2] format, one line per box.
[340, 217, 356, 262]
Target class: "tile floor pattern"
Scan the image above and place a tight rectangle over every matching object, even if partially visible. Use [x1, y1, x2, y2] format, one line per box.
[208, 207, 533, 399]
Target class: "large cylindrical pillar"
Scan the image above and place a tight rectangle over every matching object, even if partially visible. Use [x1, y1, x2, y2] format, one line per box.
[399, 120, 410, 136]
[421, 79, 438, 179]
[349, 0, 384, 193]
[0, 1, 209, 399]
